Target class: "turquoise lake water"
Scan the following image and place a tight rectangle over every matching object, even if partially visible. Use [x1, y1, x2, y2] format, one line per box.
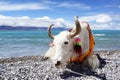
[0, 29, 120, 57]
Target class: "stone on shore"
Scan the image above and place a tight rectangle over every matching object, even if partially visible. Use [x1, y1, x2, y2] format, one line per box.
[0, 50, 120, 80]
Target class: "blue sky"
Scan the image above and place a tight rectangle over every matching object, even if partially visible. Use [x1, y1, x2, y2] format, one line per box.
[0, 0, 120, 30]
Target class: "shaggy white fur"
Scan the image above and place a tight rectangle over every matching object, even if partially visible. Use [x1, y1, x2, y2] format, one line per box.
[45, 23, 88, 62]
[44, 18, 100, 69]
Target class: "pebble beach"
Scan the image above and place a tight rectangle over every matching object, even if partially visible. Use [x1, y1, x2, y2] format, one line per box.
[0, 50, 120, 80]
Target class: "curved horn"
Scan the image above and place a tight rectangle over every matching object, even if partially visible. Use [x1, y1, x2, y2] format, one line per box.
[70, 16, 81, 38]
[48, 24, 54, 39]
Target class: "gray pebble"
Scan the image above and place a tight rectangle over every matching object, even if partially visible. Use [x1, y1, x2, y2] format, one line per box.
[0, 51, 120, 80]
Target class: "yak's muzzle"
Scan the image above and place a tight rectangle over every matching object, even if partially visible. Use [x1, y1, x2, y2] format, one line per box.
[55, 61, 61, 68]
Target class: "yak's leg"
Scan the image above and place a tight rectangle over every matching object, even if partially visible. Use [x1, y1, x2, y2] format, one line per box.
[82, 54, 100, 70]
[43, 46, 56, 60]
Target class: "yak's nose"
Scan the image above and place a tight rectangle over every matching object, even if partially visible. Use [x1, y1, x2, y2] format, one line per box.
[55, 61, 61, 68]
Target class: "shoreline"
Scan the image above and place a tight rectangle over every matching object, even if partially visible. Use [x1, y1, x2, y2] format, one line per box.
[0, 50, 120, 80]
[0, 50, 119, 63]
[0, 50, 119, 62]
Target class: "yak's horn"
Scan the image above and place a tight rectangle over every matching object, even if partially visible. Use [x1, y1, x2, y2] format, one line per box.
[70, 16, 81, 38]
[48, 24, 54, 39]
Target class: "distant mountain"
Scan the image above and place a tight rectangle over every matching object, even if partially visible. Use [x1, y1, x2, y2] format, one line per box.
[0, 25, 42, 30]
[0, 25, 69, 31]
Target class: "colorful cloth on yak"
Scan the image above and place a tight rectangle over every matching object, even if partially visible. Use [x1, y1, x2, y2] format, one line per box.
[74, 37, 82, 56]
[71, 23, 95, 63]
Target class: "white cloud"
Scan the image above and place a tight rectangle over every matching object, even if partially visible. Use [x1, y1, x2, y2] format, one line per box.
[112, 14, 120, 21]
[0, 2, 50, 11]
[91, 23, 110, 30]
[105, 4, 117, 8]
[80, 14, 112, 23]
[0, 14, 119, 30]
[0, 15, 67, 27]
[36, 16, 51, 21]
[0, 1, 91, 11]
[91, 22, 120, 30]
[80, 14, 120, 30]
[58, 2, 91, 10]
[42, 0, 56, 5]
[96, 14, 112, 23]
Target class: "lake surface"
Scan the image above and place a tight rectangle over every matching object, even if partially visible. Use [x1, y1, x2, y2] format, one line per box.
[0, 29, 120, 57]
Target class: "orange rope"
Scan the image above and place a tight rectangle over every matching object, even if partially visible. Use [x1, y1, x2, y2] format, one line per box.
[71, 23, 95, 63]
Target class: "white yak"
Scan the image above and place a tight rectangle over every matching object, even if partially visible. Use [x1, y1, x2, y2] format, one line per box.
[44, 16, 100, 70]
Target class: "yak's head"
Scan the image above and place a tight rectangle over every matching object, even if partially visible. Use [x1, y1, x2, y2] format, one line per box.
[48, 16, 81, 68]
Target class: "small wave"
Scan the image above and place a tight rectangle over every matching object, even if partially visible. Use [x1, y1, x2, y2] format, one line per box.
[0, 38, 2, 40]
[98, 38, 109, 40]
[94, 34, 105, 36]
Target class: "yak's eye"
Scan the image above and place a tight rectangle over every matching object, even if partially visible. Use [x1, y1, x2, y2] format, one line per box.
[64, 41, 68, 44]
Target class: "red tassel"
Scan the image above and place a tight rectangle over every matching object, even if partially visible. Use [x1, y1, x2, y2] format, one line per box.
[74, 45, 82, 56]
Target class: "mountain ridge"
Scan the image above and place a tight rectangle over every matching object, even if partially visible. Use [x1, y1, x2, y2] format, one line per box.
[0, 25, 68, 30]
